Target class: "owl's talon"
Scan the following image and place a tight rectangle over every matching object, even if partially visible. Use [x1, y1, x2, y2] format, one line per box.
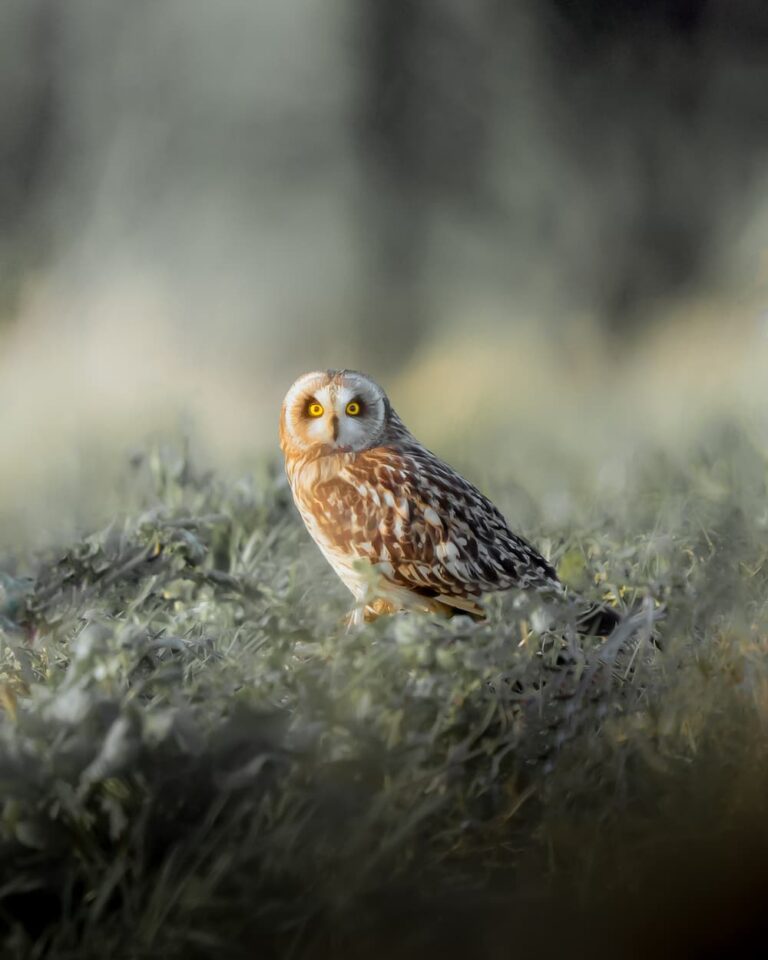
[342, 598, 397, 629]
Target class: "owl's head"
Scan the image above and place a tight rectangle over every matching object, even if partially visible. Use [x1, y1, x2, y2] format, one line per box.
[280, 369, 391, 456]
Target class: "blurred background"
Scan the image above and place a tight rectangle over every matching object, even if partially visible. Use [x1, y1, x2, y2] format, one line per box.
[1, 0, 767, 546]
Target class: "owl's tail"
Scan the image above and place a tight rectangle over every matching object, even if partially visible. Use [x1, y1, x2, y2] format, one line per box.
[534, 578, 625, 637]
[574, 601, 623, 637]
[566, 593, 665, 640]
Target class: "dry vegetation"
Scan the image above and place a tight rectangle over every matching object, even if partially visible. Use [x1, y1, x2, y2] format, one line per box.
[1, 424, 768, 958]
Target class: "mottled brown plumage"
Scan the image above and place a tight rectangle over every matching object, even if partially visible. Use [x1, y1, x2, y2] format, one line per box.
[280, 369, 619, 632]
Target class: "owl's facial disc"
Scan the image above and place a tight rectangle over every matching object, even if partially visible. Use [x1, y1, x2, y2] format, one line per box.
[281, 370, 387, 454]
[331, 381, 381, 450]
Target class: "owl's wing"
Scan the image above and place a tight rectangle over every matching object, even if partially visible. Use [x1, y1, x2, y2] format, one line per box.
[313, 446, 560, 610]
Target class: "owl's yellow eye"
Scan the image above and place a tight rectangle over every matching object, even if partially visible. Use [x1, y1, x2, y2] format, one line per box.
[307, 402, 324, 418]
[345, 400, 361, 416]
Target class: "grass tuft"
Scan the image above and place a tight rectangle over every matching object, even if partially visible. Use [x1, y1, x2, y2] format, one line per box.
[1, 426, 768, 957]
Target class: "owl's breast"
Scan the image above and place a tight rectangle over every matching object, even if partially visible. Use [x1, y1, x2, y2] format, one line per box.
[287, 451, 372, 598]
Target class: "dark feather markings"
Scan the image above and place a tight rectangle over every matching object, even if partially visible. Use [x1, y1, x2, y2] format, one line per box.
[310, 442, 560, 604]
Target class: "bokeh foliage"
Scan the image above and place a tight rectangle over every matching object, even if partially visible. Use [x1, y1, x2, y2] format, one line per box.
[1, 426, 768, 958]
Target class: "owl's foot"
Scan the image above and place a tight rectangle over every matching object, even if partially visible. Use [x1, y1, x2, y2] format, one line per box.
[365, 598, 399, 620]
[342, 598, 399, 629]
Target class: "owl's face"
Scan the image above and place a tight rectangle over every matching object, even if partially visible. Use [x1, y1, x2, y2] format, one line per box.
[280, 370, 389, 456]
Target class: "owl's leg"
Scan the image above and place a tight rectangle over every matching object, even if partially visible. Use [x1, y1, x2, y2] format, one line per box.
[342, 606, 366, 630]
[364, 598, 399, 621]
[342, 597, 399, 629]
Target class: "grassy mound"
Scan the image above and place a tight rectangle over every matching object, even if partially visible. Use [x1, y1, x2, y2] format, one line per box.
[1, 426, 767, 958]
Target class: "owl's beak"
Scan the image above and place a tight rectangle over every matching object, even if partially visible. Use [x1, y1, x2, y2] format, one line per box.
[330, 414, 339, 442]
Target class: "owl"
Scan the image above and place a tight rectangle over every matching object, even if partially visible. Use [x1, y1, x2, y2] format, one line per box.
[279, 369, 620, 633]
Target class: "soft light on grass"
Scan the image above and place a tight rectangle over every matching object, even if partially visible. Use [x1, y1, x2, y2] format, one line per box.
[0, 426, 767, 958]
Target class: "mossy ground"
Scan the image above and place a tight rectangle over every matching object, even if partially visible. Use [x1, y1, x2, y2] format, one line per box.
[1, 425, 768, 958]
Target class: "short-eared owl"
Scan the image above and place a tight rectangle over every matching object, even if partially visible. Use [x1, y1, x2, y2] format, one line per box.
[280, 369, 620, 633]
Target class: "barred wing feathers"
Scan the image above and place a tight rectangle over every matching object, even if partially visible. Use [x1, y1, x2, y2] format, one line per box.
[309, 445, 561, 612]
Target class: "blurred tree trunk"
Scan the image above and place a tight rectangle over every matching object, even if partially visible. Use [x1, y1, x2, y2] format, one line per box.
[0, 0, 58, 323]
[354, 0, 427, 370]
